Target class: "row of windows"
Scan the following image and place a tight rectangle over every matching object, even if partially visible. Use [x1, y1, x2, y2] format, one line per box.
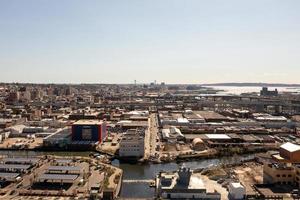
[121, 149, 142, 151]
[120, 145, 142, 148]
[276, 174, 292, 178]
[276, 181, 292, 185]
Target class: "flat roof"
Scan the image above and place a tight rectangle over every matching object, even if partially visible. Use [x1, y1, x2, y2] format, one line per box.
[194, 111, 227, 120]
[47, 165, 81, 172]
[54, 159, 73, 164]
[117, 120, 148, 126]
[0, 164, 31, 170]
[0, 172, 19, 179]
[177, 118, 189, 123]
[205, 134, 231, 140]
[230, 182, 244, 189]
[38, 174, 78, 181]
[2, 157, 40, 164]
[73, 120, 103, 125]
[280, 142, 300, 152]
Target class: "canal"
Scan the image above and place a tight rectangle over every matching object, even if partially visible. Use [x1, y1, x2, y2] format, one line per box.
[0, 150, 255, 198]
[113, 154, 255, 198]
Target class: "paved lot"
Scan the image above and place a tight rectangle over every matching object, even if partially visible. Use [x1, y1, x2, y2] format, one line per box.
[194, 173, 229, 200]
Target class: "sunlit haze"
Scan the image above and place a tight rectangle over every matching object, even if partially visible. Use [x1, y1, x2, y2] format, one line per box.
[0, 0, 300, 84]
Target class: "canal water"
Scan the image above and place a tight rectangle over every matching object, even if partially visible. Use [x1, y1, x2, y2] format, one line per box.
[112, 154, 255, 198]
[0, 150, 255, 198]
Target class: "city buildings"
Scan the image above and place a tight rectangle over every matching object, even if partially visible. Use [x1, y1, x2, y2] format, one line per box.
[260, 87, 279, 96]
[1, 83, 300, 198]
[119, 128, 145, 158]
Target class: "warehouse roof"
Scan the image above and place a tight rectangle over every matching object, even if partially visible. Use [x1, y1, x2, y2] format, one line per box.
[177, 118, 189, 123]
[194, 111, 227, 120]
[0, 164, 31, 170]
[0, 172, 19, 180]
[2, 157, 40, 164]
[38, 174, 78, 181]
[280, 142, 300, 153]
[73, 120, 103, 125]
[47, 165, 81, 172]
[54, 159, 73, 164]
[205, 134, 231, 140]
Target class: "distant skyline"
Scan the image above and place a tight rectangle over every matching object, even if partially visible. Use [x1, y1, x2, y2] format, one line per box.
[0, 0, 300, 84]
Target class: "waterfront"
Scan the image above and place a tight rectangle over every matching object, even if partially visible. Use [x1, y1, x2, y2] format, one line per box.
[0, 150, 255, 198]
[212, 86, 300, 95]
[0, 150, 92, 157]
[112, 154, 255, 198]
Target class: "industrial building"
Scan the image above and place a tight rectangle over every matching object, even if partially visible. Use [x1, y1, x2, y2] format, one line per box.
[228, 182, 246, 200]
[119, 129, 145, 158]
[260, 87, 278, 96]
[278, 142, 300, 163]
[43, 128, 72, 149]
[192, 138, 206, 151]
[263, 162, 294, 185]
[155, 166, 221, 199]
[263, 142, 300, 186]
[161, 126, 184, 143]
[72, 120, 107, 143]
[116, 120, 148, 130]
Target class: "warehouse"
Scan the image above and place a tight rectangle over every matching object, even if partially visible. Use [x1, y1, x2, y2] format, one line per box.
[279, 142, 300, 163]
[183, 110, 205, 124]
[0, 172, 20, 188]
[46, 166, 81, 174]
[194, 111, 229, 122]
[72, 120, 107, 143]
[2, 157, 40, 165]
[116, 120, 148, 130]
[0, 164, 31, 173]
[43, 128, 72, 149]
[36, 173, 78, 183]
[192, 138, 206, 151]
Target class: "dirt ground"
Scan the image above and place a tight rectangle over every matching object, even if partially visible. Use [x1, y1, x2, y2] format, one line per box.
[98, 133, 121, 155]
[234, 162, 263, 195]
[0, 137, 43, 149]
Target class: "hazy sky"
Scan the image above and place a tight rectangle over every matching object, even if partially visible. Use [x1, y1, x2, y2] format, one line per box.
[0, 0, 300, 84]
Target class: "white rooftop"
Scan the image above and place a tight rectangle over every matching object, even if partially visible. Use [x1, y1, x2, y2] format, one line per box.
[230, 182, 244, 189]
[177, 118, 189, 123]
[205, 134, 231, 140]
[280, 142, 300, 152]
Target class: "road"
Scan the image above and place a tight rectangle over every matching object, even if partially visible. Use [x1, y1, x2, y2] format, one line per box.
[143, 113, 159, 161]
[149, 113, 159, 159]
